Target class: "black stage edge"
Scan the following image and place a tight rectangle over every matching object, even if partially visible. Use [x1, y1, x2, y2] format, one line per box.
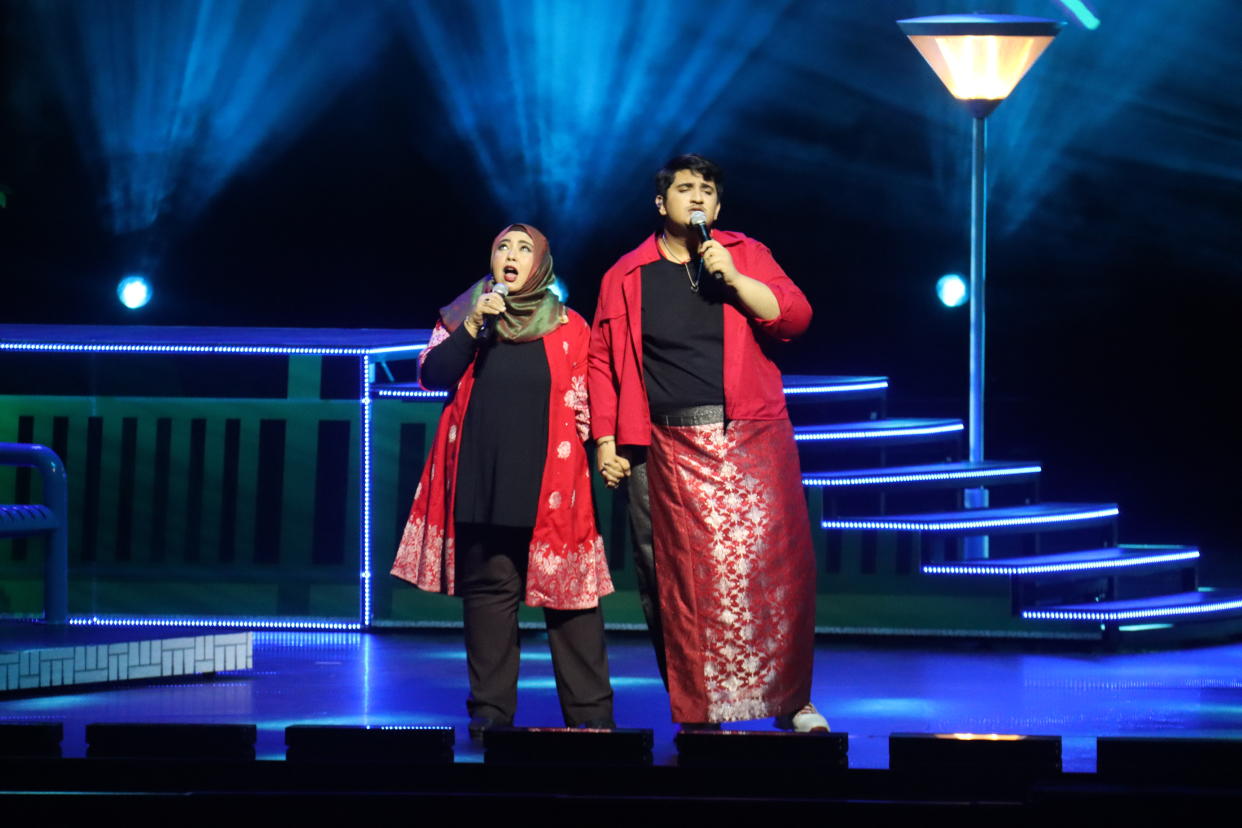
[285, 724, 455, 764]
[2, 757, 1240, 821]
[0, 722, 63, 758]
[675, 729, 847, 769]
[483, 726, 653, 766]
[85, 723, 257, 760]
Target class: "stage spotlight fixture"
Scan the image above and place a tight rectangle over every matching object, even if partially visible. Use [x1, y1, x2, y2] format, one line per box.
[889, 732, 1061, 789]
[1097, 736, 1242, 786]
[0, 722, 63, 759]
[85, 723, 257, 760]
[285, 724, 454, 764]
[936, 273, 968, 307]
[483, 727, 653, 767]
[116, 275, 152, 309]
[898, 14, 1064, 557]
[675, 729, 848, 770]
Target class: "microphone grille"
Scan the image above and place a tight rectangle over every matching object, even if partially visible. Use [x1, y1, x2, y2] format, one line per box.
[492, 282, 510, 297]
[689, 210, 708, 227]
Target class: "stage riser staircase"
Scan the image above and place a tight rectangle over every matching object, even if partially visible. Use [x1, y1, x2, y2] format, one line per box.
[786, 373, 1242, 644]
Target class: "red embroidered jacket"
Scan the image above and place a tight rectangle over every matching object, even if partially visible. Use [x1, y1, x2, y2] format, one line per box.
[588, 231, 812, 446]
[391, 310, 614, 610]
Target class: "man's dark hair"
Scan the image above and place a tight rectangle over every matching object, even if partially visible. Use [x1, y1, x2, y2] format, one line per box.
[655, 154, 724, 200]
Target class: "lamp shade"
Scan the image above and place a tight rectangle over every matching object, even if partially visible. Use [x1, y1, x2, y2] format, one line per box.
[898, 15, 1065, 117]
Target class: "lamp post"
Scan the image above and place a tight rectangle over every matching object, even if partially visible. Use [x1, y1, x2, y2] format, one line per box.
[897, 14, 1064, 557]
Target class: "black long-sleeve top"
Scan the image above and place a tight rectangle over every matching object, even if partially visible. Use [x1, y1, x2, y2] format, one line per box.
[421, 323, 549, 527]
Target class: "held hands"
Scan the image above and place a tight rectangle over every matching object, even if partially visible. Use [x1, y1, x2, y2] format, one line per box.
[464, 291, 506, 337]
[698, 239, 741, 285]
[595, 439, 631, 489]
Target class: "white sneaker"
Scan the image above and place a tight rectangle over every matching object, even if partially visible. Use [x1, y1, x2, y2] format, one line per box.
[775, 703, 830, 733]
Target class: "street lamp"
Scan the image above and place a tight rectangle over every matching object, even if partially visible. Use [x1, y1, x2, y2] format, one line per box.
[897, 14, 1064, 556]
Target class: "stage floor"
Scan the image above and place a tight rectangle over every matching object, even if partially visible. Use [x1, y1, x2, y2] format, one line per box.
[3, 628, 1240, 769]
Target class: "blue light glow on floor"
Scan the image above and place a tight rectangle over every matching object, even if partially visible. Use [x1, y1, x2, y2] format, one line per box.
[6, 629, 1242, 770]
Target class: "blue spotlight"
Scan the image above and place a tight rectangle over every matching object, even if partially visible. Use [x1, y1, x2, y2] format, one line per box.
[936, 273, 968, 308]
[116, 275, 152, 309]
[549, 277, 568, 302]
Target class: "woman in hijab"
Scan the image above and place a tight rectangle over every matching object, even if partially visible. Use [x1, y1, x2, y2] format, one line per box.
[392, 224, 615, 737]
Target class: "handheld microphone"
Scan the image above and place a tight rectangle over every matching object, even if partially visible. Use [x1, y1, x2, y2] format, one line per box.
[478, 282, 509, 341]
[689, 211, 722, 280]
[689, 210, 712, 243]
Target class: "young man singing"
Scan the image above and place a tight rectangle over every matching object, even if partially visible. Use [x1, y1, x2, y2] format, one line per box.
[588, 154, 826, 731]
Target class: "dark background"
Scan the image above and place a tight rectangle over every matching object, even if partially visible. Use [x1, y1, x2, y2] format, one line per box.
[2, 1, 1238, 581]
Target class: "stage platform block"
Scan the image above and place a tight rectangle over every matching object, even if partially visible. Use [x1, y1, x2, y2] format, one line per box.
[0, 626, 252, 693]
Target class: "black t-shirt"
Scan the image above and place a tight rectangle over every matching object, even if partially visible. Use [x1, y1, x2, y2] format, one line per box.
[640, 257, 725, 415]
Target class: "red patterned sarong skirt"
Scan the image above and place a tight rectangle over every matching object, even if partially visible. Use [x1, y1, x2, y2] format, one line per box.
[647, 414, 815, 723]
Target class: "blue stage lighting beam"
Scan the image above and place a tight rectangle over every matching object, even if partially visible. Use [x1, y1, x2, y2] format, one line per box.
[918, 0, 1235, 238]
[396, 0, 794, 262]
[35, 0, 386, 240]
[681, 0, 1238, 270]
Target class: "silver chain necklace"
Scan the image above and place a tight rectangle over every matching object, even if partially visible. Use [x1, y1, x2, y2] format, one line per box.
[660, 234, 702, 293]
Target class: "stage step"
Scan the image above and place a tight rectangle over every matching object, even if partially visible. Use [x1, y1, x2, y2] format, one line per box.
[804, 460, 1041, 491]
[794, 418, 963, 446]
[1021, 589, 1242, 624]
[922, 545, 1200, 577]
[782, 374, 889, 400]
[821, 502, 1118, 535]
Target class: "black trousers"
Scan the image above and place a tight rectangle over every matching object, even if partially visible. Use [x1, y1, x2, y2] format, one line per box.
[623, 450, 669, 687]
[455, 523, 614, 726]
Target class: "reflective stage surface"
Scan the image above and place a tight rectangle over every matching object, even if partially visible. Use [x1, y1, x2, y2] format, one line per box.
[4, 628, 1241, 770]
